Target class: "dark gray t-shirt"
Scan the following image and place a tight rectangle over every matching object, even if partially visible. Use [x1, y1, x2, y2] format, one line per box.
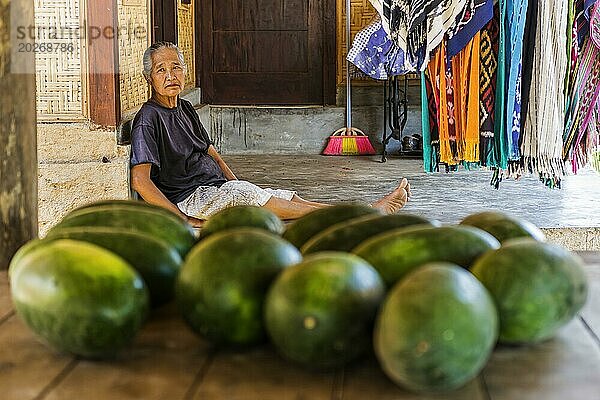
[131, 98, 227, 204]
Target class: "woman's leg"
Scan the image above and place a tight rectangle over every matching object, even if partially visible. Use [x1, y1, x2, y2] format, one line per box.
[268, 178, 411, 219]
[263, 196, 323, 220]
[180, 179, 411, 221]
[290, 194, 329, 208]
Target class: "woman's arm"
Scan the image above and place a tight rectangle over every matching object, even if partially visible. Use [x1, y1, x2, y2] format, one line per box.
[208, 145, 237, 180]
[131, 163, 204, 228]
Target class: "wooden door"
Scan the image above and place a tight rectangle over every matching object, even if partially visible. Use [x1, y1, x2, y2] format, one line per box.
[199, 0, 334, 105]
[153, 0, 178, 43]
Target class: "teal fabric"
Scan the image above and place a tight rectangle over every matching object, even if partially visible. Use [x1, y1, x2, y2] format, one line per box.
[421, 72, 435, 172]
[493, 0, 509, 169]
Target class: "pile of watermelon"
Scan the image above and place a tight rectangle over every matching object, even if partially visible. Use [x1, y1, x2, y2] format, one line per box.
[8, 201, 589, 393]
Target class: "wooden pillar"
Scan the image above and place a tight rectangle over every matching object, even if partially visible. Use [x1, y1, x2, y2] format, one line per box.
[87, 0, 121, 128]
[0, 0, 38, 269]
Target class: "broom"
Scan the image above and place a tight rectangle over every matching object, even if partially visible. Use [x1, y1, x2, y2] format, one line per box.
[322, 0, 376, 156]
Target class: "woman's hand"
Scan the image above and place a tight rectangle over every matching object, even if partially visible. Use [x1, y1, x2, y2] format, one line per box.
[187, 215, 206, 228]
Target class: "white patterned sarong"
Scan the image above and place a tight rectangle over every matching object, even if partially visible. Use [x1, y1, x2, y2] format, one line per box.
[176, 180, 296, 219]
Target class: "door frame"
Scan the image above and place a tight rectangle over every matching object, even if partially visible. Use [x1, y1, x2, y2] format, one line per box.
[152, 0, 178, 43]
[195, 0, 336, 105]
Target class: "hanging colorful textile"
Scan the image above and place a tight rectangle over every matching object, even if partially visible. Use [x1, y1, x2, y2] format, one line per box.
[563, 3, 600, 172]
[451, 33, 482, 163]
[447, 0, 494, 58]
[491, 0, 508, 175]
[478, 8, 500, 167]
[347, 16, 417, 80]
[504, 0, 529, 162]
[518, 0, 537, 137]
[424, 33, 482, 166]
[589, 98, 600, 173]
[423, 65, 442, 171]
[370, 0, 469, 70]
[421, 72, 436, 172]
[576, 0, 598, 43]
[425, 43, 453, 164]
[521, 0, 569, 187]
[565, 0, 578, 116]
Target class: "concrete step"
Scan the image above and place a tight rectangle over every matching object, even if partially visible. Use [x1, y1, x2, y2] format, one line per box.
[197, 104, 423, 155]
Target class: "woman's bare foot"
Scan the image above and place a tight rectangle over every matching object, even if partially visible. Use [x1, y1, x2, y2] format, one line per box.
[371, 178, 410, 214]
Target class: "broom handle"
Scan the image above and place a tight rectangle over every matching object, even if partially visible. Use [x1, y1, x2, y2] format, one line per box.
[345, 0, 351, 131]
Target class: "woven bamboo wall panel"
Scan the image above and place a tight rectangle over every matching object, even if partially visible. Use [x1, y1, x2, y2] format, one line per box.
[35, 0, 84, 119]
[336, 0, 378, 84]
[178, 0, 195, 88]
[118, 0, 150, 113]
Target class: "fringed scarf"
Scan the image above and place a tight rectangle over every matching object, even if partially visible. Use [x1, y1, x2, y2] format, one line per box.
[492, 0, 509, 174]
[505, 0, 529, 162]
[479, 8, 500, 167]
[421, 72, 438, 172]
[452, 34, 482, 162]
[424, 35, 481, 167]
[521, 0, 569, 188]
[563, 3, 600, 172]
[426, 43, 454, 164]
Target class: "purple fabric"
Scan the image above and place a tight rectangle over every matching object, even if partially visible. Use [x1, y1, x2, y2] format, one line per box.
[509, 62, 522, 160]
[577, 0, 598, 42]
[580, 4, 600, 134]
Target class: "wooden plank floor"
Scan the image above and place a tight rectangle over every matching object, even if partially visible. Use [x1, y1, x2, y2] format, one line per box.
[1, 254, 599, 400]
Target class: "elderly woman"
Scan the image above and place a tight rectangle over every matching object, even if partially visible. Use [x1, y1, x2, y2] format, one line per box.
[131, 42, 411, 228]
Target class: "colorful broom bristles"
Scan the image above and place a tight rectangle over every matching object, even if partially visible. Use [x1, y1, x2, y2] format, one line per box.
[323, 128, 376, 155]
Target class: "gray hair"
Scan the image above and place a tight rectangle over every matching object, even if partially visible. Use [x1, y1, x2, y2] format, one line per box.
[142, 42, 187, 78]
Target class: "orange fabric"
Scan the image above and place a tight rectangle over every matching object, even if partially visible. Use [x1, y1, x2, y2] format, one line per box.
[452, 32, 481, 162]
[427, 34, 482, 166]
[428, 42, 457, 165]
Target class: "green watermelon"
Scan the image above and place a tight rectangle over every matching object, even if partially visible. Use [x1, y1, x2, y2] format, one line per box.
[460, 211, 546, 243]
[45, 227, 182, 307]
[352, 225, 500, 286]
[52, 205, 196, 258]
[8, 238, 53, 276]
[264, 252, 386, 369]
[375, 263, 498, 392]
[9, 239, 149, 358]
[176, 228, 301, 346]
[301, 213, 439, 254]
[198, 205, 284, 239]
[471, 241, 588, 344]
[70, 199, 185, 224]
[283, 203, 380, 249]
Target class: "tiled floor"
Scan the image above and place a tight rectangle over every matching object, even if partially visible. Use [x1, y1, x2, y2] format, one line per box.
[225, 155, 600, 249]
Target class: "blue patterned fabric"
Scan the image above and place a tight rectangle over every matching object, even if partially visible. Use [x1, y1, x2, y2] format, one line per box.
[447, 0, 494, 58]
[347, 17, 417, 80]
[578, 0, 598, 42]
[505, 0, 528, 161]
[509, 62, 523, 160]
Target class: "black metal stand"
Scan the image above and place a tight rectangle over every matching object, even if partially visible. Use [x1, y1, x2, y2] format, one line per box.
[381, 75, 410, 163]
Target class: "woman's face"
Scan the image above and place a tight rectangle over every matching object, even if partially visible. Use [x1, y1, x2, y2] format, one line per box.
[148, 48, 186, 98]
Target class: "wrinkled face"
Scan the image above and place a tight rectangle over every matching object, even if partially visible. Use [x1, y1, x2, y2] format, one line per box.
[148, 48, 186, 97]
